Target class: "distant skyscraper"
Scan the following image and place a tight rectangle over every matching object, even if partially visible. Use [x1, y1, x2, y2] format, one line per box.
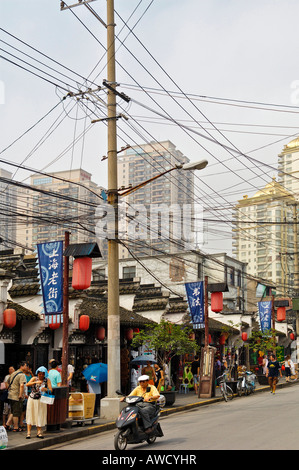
[0, 168, 16, 250]
[16, 168, 104, 252]
[232, 178, 296, 295]
[278, 137, 299, 198]
[117, 140, 195, 259]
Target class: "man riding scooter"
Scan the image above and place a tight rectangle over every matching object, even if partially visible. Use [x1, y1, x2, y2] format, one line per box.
[121, 375, 160, 434]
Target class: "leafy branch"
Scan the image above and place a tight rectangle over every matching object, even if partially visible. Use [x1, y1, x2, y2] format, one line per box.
[131, 319, 200, 363]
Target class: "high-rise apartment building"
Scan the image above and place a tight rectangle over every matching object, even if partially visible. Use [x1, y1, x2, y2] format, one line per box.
[0, 168, 16, 250]
[278, 137, 299, 198]
[16, 169, 104, 252]
[232, 178, 296, 295]
[117, 141, 195, 259]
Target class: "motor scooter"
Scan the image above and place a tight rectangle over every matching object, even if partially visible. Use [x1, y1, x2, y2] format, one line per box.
[114, 389, 164, 450]
[245, 371, 256, 393]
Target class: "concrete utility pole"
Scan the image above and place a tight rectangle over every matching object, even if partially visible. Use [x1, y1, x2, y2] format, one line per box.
[61, 231, 70, 386]
[61, 0, 121, 419]
[101, 0, 122, 419]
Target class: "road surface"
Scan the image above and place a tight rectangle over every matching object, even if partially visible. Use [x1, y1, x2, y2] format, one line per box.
[44, 384, 299, 451]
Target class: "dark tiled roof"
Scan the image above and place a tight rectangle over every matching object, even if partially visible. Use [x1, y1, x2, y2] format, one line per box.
[7, 300, 40, 320]
[79, 299, 154, 325]
[133, 297, 169, 312]
[9, 283, 40, 297]
[168, 298, 188, 314]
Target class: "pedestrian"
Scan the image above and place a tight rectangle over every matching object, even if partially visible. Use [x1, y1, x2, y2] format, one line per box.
[67, 363, 74, 391]
[266, 354, 282, 394]
[141, 361, 156, 386]
[284, 355, 292, 382]
[131, 364, 139, 392]
[48, 360, 62, 388]
[284, 355, 297, 381]
[86, 379, 102, 416]
[5, 361, 28, 432]
[20, 364, 33, 430]
[257, 353, 263, 374]
[154, 363, 165, 392]
[25, 366, 52, 439]
[214, 356, 222, 383]
[191, 355, 200, 394]
[1, 366, 15, 430]
[58, 360, 75, 391]
[262, 355, 268, 375]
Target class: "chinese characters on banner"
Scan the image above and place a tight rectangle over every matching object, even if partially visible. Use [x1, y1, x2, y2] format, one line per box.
[185, 281, 204, 327]
[258, 300, 272, 332]
[37, 241, 63, 325]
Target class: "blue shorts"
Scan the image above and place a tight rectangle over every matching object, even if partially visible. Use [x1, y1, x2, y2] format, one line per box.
[193, 375, 199, 385]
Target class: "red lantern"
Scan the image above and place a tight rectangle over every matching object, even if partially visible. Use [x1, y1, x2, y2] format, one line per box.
[3, 309, 16, 329]
[133, 328, 140, 334]
[277, 307, 286, 322]
[49, 317, 60, 330]
[211, 292, 223, 313]
[79, 315, 90, 331]
[125, 328, 133, 341]
[242, 332, 248, 341]
[208, 334, 212, 344]
[290, 332, 295, 341]
[96, 326, 105, 341]
[219, 334, 226, 345]
[72, 257, 92, 290]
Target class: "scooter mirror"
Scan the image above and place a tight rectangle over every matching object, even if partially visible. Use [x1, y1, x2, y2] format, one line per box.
[115, 390, 124, 396]
[146, 386, 151, 392]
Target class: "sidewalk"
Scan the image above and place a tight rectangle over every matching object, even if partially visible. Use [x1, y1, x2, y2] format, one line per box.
[3, 377, 298, 450]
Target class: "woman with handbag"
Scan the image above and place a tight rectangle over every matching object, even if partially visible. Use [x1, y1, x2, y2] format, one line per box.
[25, 367, 52, 439]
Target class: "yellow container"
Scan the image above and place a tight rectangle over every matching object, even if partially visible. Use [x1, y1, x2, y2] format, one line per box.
[69, 393, 95, 419]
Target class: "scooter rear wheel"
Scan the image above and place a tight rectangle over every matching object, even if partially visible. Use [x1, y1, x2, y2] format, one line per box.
[114, 430, 128, 451]
[147, 435, 157, 445]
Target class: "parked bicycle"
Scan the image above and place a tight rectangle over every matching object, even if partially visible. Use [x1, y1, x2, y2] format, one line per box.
[217, 372, 233, 402]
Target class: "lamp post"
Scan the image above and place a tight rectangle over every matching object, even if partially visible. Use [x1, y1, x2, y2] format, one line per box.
[118, 159, 208, 197]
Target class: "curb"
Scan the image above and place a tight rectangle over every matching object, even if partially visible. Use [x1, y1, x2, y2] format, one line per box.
[7, 380, 298, 450]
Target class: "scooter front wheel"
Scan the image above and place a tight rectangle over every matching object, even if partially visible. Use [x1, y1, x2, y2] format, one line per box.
[114, 430, 128, 451]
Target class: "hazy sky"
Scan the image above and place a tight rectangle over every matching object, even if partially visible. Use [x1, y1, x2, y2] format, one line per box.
[1, 0, 299, 253]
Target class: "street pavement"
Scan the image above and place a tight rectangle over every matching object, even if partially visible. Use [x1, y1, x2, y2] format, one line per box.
[3, 376, 298, 450]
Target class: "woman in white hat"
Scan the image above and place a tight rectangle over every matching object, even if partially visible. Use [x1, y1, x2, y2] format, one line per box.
[25, 367, 52, 439]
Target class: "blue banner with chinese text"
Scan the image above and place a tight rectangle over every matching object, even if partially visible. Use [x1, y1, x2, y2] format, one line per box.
[185, 281, 204, 325]
[258, 300, 272, 332]
[37, 241, 63, 315]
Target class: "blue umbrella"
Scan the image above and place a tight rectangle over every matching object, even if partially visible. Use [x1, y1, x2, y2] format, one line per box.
[82, 363, 108, 383]
[130, 354, 157, 365]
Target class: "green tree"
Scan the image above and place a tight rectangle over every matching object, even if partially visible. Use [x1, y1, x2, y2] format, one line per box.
[249, 329, 277, 354]
[131, 319, 200, 364]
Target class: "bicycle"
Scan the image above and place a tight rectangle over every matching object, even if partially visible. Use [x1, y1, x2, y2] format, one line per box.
[217, 372, 234, 401]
